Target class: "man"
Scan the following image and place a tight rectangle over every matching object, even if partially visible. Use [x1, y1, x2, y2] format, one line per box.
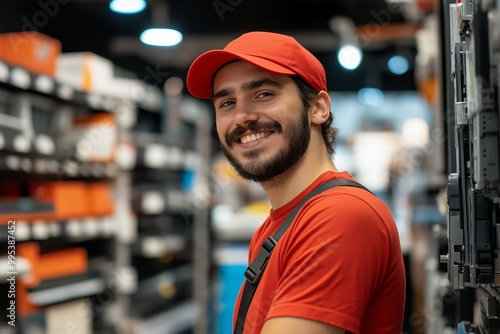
[186, 31, 406, 334]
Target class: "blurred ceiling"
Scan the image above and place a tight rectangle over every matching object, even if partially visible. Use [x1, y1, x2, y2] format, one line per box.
[0, 0, 428, 93]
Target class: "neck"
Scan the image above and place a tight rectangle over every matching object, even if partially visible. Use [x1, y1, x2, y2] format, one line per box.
[261, 138, 337, 209]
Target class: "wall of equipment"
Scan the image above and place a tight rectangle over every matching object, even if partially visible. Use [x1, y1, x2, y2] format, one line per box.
[0, 31, 212, 334]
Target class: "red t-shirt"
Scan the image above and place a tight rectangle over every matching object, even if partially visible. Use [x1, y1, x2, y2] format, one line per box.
[233, 171, 406, 334]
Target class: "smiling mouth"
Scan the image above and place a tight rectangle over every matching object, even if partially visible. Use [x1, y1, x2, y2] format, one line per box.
[239, 131, 272, 144]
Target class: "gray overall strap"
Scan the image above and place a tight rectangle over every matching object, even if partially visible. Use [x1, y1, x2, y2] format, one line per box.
[233, 178, 372, 334]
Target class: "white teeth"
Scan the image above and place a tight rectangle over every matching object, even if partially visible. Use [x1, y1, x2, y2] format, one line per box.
[240, 132, 269, 144]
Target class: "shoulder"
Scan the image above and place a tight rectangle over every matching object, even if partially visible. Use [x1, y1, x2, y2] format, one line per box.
[303, 182, 393, 227]
[287, 182, 399, 256]
[307, 172, 390, 218]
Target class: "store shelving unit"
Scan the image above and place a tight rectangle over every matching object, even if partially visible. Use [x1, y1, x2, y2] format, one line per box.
[0, 34, 213, 334]
[129, 95, 213, 334]
[0, 53, 135, 334]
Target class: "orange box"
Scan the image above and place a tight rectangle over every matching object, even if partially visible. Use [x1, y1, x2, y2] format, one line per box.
[0, 31, 61, 76]
[17, 242, 88, 315]
[31, 182, 90, 219]
[87, 182, 115, 216]
[17, 242, 88, 287]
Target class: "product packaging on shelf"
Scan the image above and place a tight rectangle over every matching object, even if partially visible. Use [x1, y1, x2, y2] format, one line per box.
[56, 52, 114, 93]
[55, 51, 146, 100]
[0, 31, 61, 76]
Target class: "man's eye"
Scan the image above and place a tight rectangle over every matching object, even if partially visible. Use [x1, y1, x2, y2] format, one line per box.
[257, 92, 272, 98]
[220, 100, 234, 108]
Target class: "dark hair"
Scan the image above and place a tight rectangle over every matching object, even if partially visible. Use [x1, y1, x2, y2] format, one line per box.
[290, 76, 337, 157]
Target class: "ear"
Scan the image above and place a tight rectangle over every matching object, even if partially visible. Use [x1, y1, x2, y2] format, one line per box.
[310, 91, 331, 125]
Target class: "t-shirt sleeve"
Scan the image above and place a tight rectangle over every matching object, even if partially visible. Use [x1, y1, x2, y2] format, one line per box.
[266, 192, 392, 333]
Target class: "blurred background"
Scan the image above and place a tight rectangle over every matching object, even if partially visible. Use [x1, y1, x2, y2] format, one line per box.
[0, 0, 454, 333]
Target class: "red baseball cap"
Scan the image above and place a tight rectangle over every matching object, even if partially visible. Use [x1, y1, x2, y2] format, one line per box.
[186, 31, 327, 99]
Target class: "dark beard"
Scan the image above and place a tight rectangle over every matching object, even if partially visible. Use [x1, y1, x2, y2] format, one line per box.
[220, 108, 310, 184]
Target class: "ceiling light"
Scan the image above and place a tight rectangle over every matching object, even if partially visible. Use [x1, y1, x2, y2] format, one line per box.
[140, 28, 183, 47]
[109, 0, 146, 14]
[338, 45, 363, 70]
[387, 55, 409, 75]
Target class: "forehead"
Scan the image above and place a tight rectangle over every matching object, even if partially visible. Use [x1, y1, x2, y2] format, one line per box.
[213, 61, 290, 90]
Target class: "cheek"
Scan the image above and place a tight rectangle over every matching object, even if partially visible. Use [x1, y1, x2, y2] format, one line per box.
[266, 97, 301, 118]
[215, 117, 230, 142]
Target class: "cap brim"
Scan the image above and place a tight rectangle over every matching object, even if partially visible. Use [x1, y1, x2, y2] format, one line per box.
[186, 50, 296, 99]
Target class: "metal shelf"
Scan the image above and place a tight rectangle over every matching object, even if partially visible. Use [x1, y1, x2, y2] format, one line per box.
[0, 60, 139, 112]
[0, 217, 115, 242]
[0, 153, 118, 179]
[135, 299, 199, 334]
[27, 271, 106, 306]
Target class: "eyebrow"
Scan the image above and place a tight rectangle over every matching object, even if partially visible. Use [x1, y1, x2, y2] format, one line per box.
[213, 78, 283, 101]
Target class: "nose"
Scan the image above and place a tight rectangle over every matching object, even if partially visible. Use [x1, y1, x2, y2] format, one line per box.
[233, 101, 259, 126]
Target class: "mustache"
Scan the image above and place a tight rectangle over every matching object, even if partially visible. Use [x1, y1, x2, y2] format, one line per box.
[225, 121, 282, 146]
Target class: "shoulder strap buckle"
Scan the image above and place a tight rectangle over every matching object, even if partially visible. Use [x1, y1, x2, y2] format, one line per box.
[244, 237, 277, 284]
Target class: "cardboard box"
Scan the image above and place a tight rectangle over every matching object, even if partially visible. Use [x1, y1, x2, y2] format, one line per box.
[56, 52, 114, 92]
[18, 242, 88, 287]
[87, 182, 115, 216]
[0, 32, 61, 76]
[32, 182, 90, 219]
[73, 113, 118, 163]
[17, 242, 88, 315]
